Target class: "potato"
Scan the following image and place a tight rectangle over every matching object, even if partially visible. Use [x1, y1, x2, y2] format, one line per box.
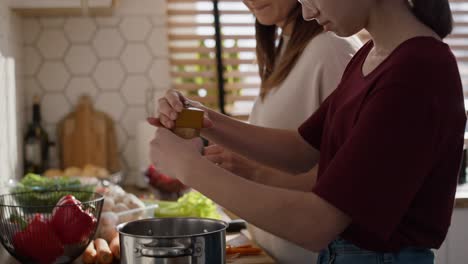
[64, 167, 82, 177]
[82, 164, 98, 177]
[96, 167, 110, 179]
[44, 169, 63, 177]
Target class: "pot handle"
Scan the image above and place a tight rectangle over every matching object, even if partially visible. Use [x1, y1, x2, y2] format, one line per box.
[138, 245, 193, 258]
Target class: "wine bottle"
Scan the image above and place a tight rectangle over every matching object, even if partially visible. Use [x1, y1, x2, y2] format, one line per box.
[23, 96, 49, 174]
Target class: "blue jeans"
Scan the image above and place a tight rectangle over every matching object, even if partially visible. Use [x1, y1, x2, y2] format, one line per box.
[317, 238, 434, 264]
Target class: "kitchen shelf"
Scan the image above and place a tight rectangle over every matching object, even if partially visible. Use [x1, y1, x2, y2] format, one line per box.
[9, 0, 117, 17]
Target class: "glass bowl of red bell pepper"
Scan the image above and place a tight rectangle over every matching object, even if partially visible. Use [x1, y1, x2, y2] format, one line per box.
[0, 190, 104, 264]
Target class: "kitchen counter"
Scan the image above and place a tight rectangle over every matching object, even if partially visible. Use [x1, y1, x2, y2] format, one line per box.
[0, 186, 276, 264]
[1, 184, 465, 263]
[0, 233, 276, 264]
[0, 249, 80, 264]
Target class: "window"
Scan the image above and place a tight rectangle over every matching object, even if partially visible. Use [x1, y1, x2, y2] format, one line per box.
[448, 1, 468, 104]
[167, 0, 259, 119]
[448, 1, 468, 138]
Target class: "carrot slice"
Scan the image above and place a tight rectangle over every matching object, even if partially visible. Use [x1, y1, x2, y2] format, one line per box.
[226, 246, 262, 256]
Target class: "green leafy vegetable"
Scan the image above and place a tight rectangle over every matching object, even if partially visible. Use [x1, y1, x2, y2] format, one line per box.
[18, 173, 87, 190]
[9, 214, 27, 230]
[12, 174, 95, 210]
[155, 191, 221, 219]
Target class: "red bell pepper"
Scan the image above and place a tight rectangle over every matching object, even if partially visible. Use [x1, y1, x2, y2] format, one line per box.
[51, 195, 97, 244]
[146, 165, 187, 193]
[13, 213, 64, 264]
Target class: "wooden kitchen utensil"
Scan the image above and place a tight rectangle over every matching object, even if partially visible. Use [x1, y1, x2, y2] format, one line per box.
[58, 95, 120, 172]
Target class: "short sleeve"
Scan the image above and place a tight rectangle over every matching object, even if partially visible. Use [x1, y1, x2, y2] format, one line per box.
[298, 34, 363, 150]
[298, 94, 333, 150]
[312, 70, 441, 241]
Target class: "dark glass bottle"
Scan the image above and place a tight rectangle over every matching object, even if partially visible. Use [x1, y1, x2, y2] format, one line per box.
[23, 96, 49, 174]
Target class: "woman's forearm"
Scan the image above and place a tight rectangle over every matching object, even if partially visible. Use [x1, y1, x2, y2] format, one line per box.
[252, 165, 318, 192]
[200, 107, 319, 173]
[179, 157, 348, 251]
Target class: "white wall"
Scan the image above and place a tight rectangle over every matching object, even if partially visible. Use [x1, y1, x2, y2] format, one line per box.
[0, 0, 24, 181]
[22, 0, 170, 184]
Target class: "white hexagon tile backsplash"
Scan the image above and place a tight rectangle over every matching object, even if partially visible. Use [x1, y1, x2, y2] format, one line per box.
[120, 43, 152, 74]
[92, 28, 125, 59]
[23, 46, 42, 77]
[65, 77, 99, 105]
[22, 0, 171, 180]
[64, 17, 97, 43]
[94, 92, 126, 123]
[41, 93, 71, 123]
[93, 60, 125, 91]
[37, 29, 69, 59]
[148, 27, 168, 57]
[65, 45, 98, 75]
[24, 77, 43, 109]
[121, 75, 151, 105]
[119, 16, 152, 42]
[37, 61, 71, 92]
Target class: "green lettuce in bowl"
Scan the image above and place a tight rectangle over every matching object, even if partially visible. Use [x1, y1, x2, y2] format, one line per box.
[11, 174, 96, 210]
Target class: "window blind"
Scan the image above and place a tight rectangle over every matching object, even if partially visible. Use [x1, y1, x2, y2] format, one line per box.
[167, 0, 259, 119]
[448, 0, 468, 100]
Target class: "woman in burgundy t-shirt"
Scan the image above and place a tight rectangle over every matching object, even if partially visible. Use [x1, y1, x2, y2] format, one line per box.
[298, 0, 466, 258]
[298, 36, 466, 259]
[149, 0, 466, 263]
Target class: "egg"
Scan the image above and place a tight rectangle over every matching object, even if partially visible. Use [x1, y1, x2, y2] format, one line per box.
[100, 212, 119, 226]
[102, 197, 115, 212]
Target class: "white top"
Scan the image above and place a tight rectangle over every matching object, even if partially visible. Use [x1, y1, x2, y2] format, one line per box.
[248, 32, 362, 264]
[249, 32, 361, 128]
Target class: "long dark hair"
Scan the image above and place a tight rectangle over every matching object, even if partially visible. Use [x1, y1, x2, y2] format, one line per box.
[256, 3, 323, 100]
[412, 0, 453, 38]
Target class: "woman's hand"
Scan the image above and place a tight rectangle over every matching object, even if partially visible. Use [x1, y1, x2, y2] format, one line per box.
[204, 144, 259, 180]
[147, 89, 213, 129]
[150, 128, 204, 182]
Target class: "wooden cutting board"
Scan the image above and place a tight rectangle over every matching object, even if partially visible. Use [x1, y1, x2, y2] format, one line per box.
[58, 95, 120, 172]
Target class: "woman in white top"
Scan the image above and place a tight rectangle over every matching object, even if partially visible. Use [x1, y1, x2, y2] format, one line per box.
[202, 0, 361, 263]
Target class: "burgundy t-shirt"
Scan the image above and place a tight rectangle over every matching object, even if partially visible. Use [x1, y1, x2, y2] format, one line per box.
[299, 37, 466, 252]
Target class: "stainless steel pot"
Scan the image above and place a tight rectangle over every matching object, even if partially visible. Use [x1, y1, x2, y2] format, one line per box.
[117, 217, 228, 264]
